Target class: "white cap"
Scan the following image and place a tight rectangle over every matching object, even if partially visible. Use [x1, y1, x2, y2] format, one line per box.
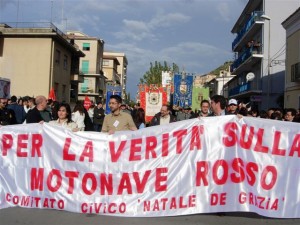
[228, 99, 238, 105]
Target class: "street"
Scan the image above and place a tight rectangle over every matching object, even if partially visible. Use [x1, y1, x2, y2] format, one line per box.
[1, 207, 300, 225]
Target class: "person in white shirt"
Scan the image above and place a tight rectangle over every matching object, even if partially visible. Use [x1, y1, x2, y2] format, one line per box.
[49, 103, 78, 131]
[72, 102, 85, 131]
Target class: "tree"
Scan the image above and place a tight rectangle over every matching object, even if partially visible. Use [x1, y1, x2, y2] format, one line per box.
[209, 61, 233, 76]
[139, 61, 179, 85]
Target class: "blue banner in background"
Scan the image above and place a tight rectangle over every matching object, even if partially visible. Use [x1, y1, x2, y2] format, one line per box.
[173, 74, 193, 107]
[105, 85, 122, 114]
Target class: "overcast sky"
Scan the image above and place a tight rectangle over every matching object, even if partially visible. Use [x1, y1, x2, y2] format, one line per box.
[0, 0, 248, 97]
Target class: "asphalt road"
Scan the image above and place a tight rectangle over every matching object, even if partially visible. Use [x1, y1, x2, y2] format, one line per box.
[1, 208, 300, 225]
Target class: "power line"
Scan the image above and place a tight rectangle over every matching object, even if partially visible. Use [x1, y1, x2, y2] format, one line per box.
[270, 44, 285, 61]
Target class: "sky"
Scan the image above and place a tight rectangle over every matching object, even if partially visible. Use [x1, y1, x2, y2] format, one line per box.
[0, 0, 248, 98]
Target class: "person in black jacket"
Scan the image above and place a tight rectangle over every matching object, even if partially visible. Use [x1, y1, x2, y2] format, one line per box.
[26, 95, 52, 123]
[83, 107, 94, 131]
[93, 102, 105, 132]
[0, 98, 16, 125]
[209, 95, 228, 116]
[149, 105, 176, 126]
[7, 95, 26, 124]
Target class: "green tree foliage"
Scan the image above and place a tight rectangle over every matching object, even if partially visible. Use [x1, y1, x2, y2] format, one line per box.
[125, 92, 130, 102]
[209, 61, 233, 76]
[140, 61, 179, 85]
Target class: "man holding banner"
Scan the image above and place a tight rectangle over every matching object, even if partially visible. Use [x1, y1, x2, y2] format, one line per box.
[149, 105, 176, 126]
[101, 95, 137, 134]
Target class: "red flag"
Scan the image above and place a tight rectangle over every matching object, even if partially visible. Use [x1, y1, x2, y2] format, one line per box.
[83, 96, 91, 110]
[48, 88, 56, 101]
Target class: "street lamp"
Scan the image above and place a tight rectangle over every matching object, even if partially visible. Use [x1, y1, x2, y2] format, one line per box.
[261, 14, 271, 109]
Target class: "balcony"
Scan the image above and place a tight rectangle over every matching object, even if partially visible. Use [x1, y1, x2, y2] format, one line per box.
[230, 46, 263, 74]
[229, 82, 262, 98]
[232, 11, 264, 52]
[81, 70, 104, 77]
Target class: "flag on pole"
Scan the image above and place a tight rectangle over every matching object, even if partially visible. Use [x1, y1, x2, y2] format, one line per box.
[83, 96, 91, 110]
[48, 88, 56, 101]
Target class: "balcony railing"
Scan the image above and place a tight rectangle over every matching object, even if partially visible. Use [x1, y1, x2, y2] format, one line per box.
[81, 70, 103, 75]
[231, 45, 262, 72]
[232, 11, 264, 50]
[3, 22, 67, 38]
[229, 82, 251, 96]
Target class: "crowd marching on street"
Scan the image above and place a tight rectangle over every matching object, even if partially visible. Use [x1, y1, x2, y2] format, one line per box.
[0, 94, 299, 133]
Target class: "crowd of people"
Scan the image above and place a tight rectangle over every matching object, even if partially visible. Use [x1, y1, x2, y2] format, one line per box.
[0, 94, 299, 133]
[172, 95, 300, 122]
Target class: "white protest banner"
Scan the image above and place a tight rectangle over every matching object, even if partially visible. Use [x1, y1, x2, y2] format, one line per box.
[0, 116, 300, 218]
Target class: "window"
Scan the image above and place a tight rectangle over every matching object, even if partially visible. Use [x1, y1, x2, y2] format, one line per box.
[63, 55, 68, 70]
[55, 50, 61, 64]
[82, 43, 90, 51]
[103, 60, 109, 66]
[62, 85, 66, 101]
[54, 82, 59, 98]
[81, 60, 89, 74]
[81, 78, 89, 93]
[291, 62, 300, 82]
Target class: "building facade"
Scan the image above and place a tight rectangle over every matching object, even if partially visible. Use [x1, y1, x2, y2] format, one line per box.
[67, 31, 105, 103]
[0, 23, 84, 102]
[229, 0, 299, 110]
[282, 8, 300, 109]
[205, 71, 235, 99]
[103, 52, 128, 100]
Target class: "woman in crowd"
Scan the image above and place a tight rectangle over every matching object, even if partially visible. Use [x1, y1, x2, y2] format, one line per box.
[133, 108, 146, 129]
[49, 103, 78, 131]
[72, 102, 85, 131]
[51, 101, 60, 120]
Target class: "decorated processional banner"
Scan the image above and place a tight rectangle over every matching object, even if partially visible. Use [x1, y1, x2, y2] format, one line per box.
[105, 85, 122, 114]
[1, 116, 300, 218]
[139, 84, 168, 123]
[173, 74, 193, 107]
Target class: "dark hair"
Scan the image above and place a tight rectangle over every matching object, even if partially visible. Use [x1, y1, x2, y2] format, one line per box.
[110, 95, 122, 104]
[201, 99, 210, 106]
[47, 99, 53, 105]
[17, 97, 23, 105]
[73, 101, 85, 115]
[134, 108, 145, 129]
[270, 112, 282, 120]
[238, 107, 248, 116]
[161, 104, 170, 111]
[294, 115, 300, 123]
[259, 110, 268, 118]
[28, 97, 35, 104]
[51, 101, 60, 120]
[251, 108, 258, 117]
[285, 108, 297, 117]
[10, 95, 17, 103]
[58, 103, 72, 123]
[211, 95, 226, 110]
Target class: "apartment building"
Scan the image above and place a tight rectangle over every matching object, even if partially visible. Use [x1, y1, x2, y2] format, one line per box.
[67, 31, 105, 103]
[229, 0, 299, 110]
[282, 8, 300, 109]
[0, 23, 84, 102]
[103, 52, 128, 100]
[205, 71, 235, 98]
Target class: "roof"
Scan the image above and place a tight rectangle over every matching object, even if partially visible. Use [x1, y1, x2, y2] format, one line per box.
[282, 7, 300, 27]
[0, 23, 85, 57]
[231, 0, 262, 33]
